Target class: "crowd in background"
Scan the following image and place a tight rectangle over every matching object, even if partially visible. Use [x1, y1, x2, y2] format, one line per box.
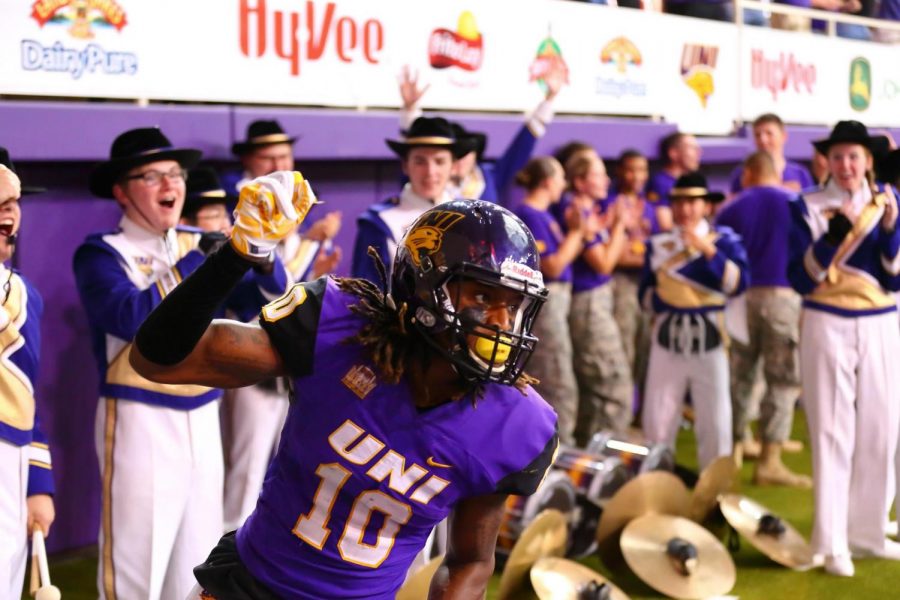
[570, 0, 900, 42]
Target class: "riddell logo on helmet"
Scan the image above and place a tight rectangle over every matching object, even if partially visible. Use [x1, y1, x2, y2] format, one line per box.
[501, 259, 544, 287]
[428, 11, 483, 71]
[405, 211, 465, 267]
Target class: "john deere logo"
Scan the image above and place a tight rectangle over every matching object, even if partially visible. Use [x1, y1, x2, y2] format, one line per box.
[849, 57, 871, 112]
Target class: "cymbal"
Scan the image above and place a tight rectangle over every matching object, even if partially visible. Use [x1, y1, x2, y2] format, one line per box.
[621, 514, 736, 599]
[689, 456, 738, 523]
[596, 471, 691, 546]
[498, 508, 568, 600]
[531, 557, 631, 600]
[395, 555, 443, 600]
[719, 493, 815, 569]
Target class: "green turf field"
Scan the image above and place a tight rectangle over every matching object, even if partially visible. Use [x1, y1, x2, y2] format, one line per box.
[26, 412, 900, 599]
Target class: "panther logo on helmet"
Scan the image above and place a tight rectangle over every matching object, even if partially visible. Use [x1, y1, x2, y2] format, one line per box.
[404, 211, 465, 267]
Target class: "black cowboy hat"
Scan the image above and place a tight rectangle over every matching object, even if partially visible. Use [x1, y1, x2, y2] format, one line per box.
[0, 147, 45, 195]
[89, 127, 201, 199]
[183, 166, 236, 217]
[669, 172, 725, 204]
[231, 120, 299, 156]
[812, 120, 889, 156]
[386, 117, 477, 159]
[449, 122, 487, 159]
[878, 148, 900, 185]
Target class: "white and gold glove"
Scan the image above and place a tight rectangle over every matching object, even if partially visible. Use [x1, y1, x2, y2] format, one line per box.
[230, 171, 318, 260]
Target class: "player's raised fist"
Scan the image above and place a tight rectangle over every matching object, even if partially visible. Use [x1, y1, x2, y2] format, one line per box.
[230, 170, 318, 260]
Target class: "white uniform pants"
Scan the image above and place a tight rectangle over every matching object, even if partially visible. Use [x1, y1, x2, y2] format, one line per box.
[95, 398, 224, 600]
[800, 309, 900, 557]
[643, 333, 732, 469]
[0, 440, 28, 600]
[222, 383, 289, 531]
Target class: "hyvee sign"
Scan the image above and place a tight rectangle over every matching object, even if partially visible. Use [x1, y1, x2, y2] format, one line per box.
[239, 0, 384, 76]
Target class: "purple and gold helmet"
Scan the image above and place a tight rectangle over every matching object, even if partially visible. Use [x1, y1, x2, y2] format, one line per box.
[391, 200, 548, 385]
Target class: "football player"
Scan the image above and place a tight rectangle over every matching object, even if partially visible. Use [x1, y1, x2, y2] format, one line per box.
[130, 171, 559, 599]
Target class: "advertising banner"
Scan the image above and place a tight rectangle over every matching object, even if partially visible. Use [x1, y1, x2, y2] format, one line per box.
[1, 0, 897, 132]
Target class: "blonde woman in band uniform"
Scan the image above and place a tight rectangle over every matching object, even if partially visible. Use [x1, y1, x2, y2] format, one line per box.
[787, 121, 900, 577]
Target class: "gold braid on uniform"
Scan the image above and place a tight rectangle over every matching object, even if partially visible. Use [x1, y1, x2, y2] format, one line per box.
[336, 247, 535, 395]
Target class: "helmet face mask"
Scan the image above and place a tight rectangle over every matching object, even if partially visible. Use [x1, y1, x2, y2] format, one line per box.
[391, 200, 548, 385]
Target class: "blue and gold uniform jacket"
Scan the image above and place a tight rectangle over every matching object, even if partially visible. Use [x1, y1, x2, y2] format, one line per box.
[352, 185, 454, 285]
[73, 216, 288, 409]
[639, 220, 749, 315]
[237, 278, 559, 599]
[0, 267, 54, 495]
[787, 181, 900, 317]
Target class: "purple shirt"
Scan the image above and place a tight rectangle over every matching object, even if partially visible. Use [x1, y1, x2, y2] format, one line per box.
[715, 185, 796, 288]
[515, 204, 573, 283]
[553, 196, 611, 293]
[879, 0, 900, 20]
[729, 160, 814, 194]
[239, 278, 558, 599]
[646, 171, 676, 207]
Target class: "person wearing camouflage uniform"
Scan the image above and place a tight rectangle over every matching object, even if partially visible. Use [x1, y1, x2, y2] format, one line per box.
[563, 155, 632, 443]
[716, 152, 811, 487]
[514, 157, 584, 445]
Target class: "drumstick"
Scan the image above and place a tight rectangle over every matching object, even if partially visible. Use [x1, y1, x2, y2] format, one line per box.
[29, 535, 39, 596]
[32, 529, 62, 600]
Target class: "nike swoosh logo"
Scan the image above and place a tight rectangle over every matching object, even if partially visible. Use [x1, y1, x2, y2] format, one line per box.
[426, 456, 452, 469]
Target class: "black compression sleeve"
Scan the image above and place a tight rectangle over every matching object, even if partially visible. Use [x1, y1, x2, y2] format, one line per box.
[135, 243, 254, 365]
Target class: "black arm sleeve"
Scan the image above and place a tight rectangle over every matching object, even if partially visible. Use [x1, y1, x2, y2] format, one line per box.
[134, 244, 254, 365]
[258, 277, 327, 378]
[493, 425, 559, 496]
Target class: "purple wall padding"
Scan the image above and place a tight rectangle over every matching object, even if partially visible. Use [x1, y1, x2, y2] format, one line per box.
[4, 98, 898, 554]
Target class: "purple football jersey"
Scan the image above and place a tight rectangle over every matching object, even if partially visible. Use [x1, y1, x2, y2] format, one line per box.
[237, 278, 558, 599]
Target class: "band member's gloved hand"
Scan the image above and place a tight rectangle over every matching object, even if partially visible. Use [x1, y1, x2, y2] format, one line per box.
[198, 231, 228, 256]
[825, 212, 853, 246]
[231, 171, 318, 260]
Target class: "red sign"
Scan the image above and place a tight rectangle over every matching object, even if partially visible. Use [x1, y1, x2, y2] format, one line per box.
[750, 50, 816, 100]
[428, 28, 483, 71]
[240, 0, 384, 77]
[428, 12, 483, 72]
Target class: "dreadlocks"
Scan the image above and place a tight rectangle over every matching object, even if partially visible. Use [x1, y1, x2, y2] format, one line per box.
[335, 248, 537, 396]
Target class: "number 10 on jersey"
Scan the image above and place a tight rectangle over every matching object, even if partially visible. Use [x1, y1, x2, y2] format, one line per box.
[293, 463, 413, 568]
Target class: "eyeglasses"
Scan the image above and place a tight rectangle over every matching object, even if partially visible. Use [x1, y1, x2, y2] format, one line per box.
[123, 167, 187, 187]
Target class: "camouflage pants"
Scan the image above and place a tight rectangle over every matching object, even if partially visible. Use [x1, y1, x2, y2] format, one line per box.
[529, 282, 579, 445]
[612, 271, 651, 394]
[729, 288, 801, 443]
[569, 284, 634, 445]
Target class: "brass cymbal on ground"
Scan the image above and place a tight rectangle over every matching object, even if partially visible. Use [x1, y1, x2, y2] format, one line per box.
[498, 509, 569, 600]
[395, 555, 443, 600]
[531, 557, 631, 600]
[621, 514, 736, 599]
[595, 471, 691, 546]
[719, 493, 815, 570]
[689, 456, 738, 523]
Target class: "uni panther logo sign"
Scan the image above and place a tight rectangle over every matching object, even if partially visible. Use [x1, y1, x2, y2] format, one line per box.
[681, 44, 718, 108]
[404, 211, 465, 267]
[849, 57, 871, 112]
